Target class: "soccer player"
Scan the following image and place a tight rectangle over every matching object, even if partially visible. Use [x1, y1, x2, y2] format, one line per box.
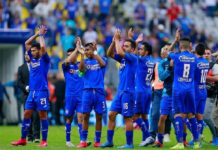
[100, 29, 137, 149]
[62, 38, 85, 147]
[11, 25, 50, 147]
[188, 43, 209, 146]
[77, 41, 107, 148]
[152, 44, 173, 148]
[168, 36, 200, 149]
[133, 42, 155, 147]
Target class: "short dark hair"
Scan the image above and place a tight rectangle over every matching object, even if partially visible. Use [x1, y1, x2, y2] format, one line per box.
[125, 39, 136, 49]
[67, 48, 75, 53]
[195, 43, 205, 56]
[31, 43, 40, 50]
[180, 37, 191, 43]
[85, 43, 93, 47]
[165, 43, 171, 46]
[142, 42, 152, 55]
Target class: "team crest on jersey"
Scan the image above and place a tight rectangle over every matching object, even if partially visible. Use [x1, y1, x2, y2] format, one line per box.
[197, 62, 209, 69]
[120, 60, 126, 69]
[31, 61, 40, 68]
[179, 55, 195, 62]
[146, 61, 155, 68]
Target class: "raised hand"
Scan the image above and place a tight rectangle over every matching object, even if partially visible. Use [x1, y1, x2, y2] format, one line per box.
[175, 27, 180, 42]
[136, 33, 143, 43]
[128, 28, 134, 39]
[38, 25, 47, 35]
[114, 29, 121, 41]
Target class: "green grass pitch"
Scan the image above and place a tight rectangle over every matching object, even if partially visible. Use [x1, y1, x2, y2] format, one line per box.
[0, 126, 217, 150]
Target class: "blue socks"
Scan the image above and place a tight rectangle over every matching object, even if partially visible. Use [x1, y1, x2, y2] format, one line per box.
[174, 116, 183, 143]
[136, 118, 149, 141]
[143, 119, 149, 131]
[81, 130, 88, 142]
[184, 117, 192, 132]
[126, 131, 133, 145]
[41, 119, 49, 141]
[65, 123, 71, 142]
[157, 133, 164, 144]
[189, 117, 199, 142]
[107, 130, 114, 143]
[21, 118, 31, 139]
[78, 123, 82, 140]
[197, 120, 204, 135]
[95, 131, 101, 143]
[183, 132, 187, 142]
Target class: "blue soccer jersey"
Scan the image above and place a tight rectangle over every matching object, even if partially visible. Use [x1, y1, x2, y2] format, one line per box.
[135, 56, 155, 92]
[83, 57, 107, 89]
[169, 51, 196, 89]
[114, 53, 137, 92]
[169, 51, 197, 114]
[28, 50, 50, 90]
[194, 57, 209, 114]
[62, 62, 83, 96]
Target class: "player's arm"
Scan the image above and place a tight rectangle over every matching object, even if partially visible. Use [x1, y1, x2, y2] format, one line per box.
[65, 37, 82, 65]
[25, 31, 40, 51]
[79, 52, 85, 72]
[135, 33, 143, 55]
[158, 59, 171, 81]
[3, 85, 11, 103]
[167, 28, 180, 55]
[114, 29, 125, 58]
[107, 38, 115, 58]
[38, 25, 47, 55]
[91, 42, 106, 67]
[206, 74, 218, 82]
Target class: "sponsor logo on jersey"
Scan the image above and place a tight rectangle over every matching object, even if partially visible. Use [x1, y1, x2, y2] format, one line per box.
[197, 62, 209, 69]
[120, 60, 126, 69]
[86, 64, 101, 70]
[31, 61, 40, 68]
[146, 61, 155, 68]
[179, 55, 195, 62]
[69, 69, 79, 74]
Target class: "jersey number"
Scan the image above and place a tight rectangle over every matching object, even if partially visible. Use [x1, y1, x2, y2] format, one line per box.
[145, 68, 153, 81]
[183, 64, 190, 78]
[200, 69, 208, 83]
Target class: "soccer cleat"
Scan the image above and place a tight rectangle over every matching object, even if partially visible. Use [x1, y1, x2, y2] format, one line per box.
[152, 141, 163, 148]
[34, 139, 40, 143]
[193, 142, 201, 149]
[66, 141, 75, 147]
[77, 141, 87, 148]
[188, 140, 194, 146]
[164, 134, 171, 142]
[38, 141, 48, 147]
[11, 139, 27, 146]
[117, 144, 134, 149]
[183, 141, 189, 147]
[212, 137, 218, 146]
[87, 141, 92, 146]
[27, 138, 33, 143]
[100, 141, 114, 148]
[170, 143, 184, 149]
[94, 142, 101, 147]
[139, 136, 155, 147]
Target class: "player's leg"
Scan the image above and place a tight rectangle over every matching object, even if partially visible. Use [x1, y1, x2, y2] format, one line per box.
[11, 91, 35, 146]
[93, 89, 107, 147]
[171, 91, 185, 149]
[77, 112, 83, 140]
[133, 92, 149, 144]
[38, 110, 48, 146]
[36, 91, 50, 147]
[77, 89, 93, 148]
[65, 116, 74, 147]
[100, 93, 120, 147]
[95, 113, 103, 147]
[117, 92, 134, 149]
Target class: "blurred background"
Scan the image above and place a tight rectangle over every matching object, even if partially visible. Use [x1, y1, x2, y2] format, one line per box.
[0, 0, 218, 126]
